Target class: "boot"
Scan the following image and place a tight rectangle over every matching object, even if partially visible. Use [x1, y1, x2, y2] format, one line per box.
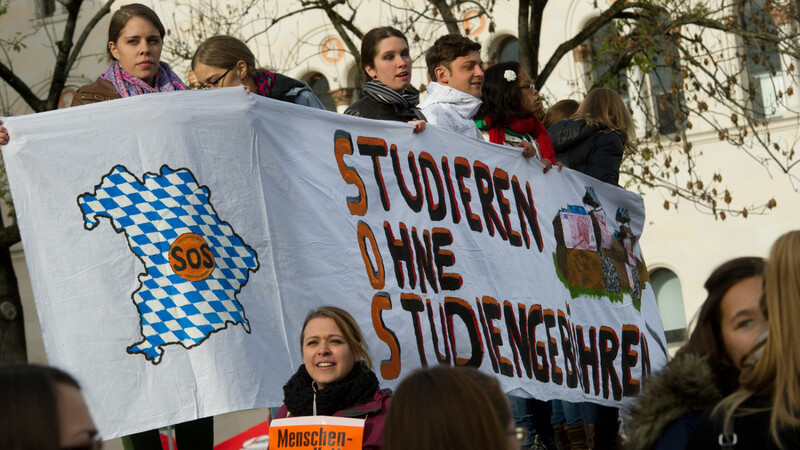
[533, 433, 560, 450]
[565, 423, 590, 450]
[553, 423, 570, 450]
[583, 423, 595, 449]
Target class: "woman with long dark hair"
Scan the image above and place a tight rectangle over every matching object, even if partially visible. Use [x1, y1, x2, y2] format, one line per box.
[344, 27, 425, 132]
[474, 61, 557, 172]
[687, 231, 800, 449]
[0, 364, 100, 449]
[627, 257, 767, 449]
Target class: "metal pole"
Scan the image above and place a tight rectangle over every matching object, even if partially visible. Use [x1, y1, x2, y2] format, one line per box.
[165, 425, 175, 450]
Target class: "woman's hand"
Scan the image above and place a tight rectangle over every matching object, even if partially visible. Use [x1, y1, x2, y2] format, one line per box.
[516, 141, 538, 158]
[409, 120, 425, 133]
[240, 83, 252, 94]
[0, 120, 8, 148]
[541, 159, 564, 174]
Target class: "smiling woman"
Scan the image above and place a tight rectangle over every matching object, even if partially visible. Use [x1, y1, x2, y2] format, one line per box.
[70, 3, 186, 107]
[274, 306, 391, 450]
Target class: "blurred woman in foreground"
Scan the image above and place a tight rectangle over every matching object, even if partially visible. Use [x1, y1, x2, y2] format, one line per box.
[687, 231, 800, 449]
[0, 364, 101, 449]
[627, 257, 767, 449]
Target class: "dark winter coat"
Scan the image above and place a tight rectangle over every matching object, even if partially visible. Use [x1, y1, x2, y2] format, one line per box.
[275, 389, 391, 450]
[275, 364, 391, 450]
[686, 396, 800, 450]
[625, 353, 724, 450]
[548, 119, 624, 185]
[344, 96, 425, 122]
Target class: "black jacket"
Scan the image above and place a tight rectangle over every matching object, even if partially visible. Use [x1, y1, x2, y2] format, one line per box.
[548, 119, 624, 185]
[625, 353, 724, 450]
[344, 97, 425, 122]
[686, 396, 800, 450]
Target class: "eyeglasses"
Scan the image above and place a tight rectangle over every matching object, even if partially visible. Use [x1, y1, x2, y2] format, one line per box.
[199, 67, 233, 89]
[519, 82, 536, 91]
[61, 435, 103, 450]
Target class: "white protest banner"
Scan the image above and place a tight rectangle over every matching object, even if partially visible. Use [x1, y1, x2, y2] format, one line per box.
[3, 88, 667, 438]
[269, 416, 365, 450]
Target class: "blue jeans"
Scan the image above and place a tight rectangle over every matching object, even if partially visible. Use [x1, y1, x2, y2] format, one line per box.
[509, 395, 554, 445]
[551, 401, 597, 426]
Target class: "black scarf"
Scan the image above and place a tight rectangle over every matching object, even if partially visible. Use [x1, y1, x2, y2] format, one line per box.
[282, 362, 379, 416]
[362, 80, 426, 121]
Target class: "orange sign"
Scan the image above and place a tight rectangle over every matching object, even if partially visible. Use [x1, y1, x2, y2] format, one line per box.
[462, 9, 487, 36]
[169, 233, 215, 281]
[322, 38, 345, 63]
[269, 416, 364, 450]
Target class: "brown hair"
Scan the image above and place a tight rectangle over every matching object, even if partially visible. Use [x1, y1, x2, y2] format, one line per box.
[301, 306, 373, 370]
[572, 88, 636, 152]
[191, 35, 258, 80]
[458, 367, 513, 430]
[543, 99, 580, 128]
[677, 256, 765, 395]
[361, 27, 408, 79]
[718, 231, 800, 448]
[384, 366, 508, 450]
[425, 34, 481, 81]
[107, 3, 165, 61]
[0, 364, 81, 450]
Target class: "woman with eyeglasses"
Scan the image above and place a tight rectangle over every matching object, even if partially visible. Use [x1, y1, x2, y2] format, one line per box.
[191, 35, 325, 109]
[0, 364, 102, 450]
[474, 61, 558, 173]
[70, 3, 186, 107]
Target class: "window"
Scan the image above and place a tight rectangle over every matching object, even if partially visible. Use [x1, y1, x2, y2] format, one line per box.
[649, 43, 685, 135]
[742, 0, 786, 119]
[589, 23, 629, 103]
[306, 73, 335, 112]
[650, 268, 688, 344]
[497, 37, 519, 63]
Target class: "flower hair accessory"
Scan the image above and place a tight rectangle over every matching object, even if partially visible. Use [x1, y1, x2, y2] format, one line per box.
[503, 70, 517, 82]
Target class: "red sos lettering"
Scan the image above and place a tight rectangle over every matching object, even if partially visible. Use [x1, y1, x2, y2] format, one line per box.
[169, 233, 215, 281]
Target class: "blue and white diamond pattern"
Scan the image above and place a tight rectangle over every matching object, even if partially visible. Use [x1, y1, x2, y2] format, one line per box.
[78, 165, 259, 364]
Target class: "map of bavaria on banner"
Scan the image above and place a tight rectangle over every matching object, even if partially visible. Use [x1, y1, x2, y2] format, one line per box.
[3, 88, 667, 439]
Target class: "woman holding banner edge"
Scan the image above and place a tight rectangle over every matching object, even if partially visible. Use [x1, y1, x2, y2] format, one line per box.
[344, 27, 426, 133]
[67, 4, 211, 449]
[0, 3, 186, 149]
[274, 306, 391, 449]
